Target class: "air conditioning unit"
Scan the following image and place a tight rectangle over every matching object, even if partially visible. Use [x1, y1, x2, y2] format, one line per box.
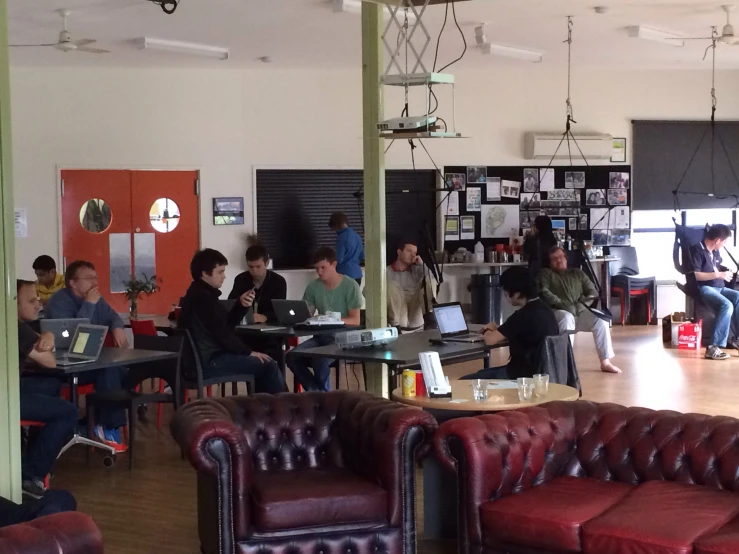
[524, 132, 614, 160]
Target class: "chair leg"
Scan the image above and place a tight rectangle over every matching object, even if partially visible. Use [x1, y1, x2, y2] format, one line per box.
[128, 403, 135, 471]
[157, 379, 165, 430]
[232, 382, 238, 396]
[86, 403, 94, 465]
[335, 362, 341, 390]
[221, 383, 226, 397]
[206, 386, 213, 397]
[619, 291, 626, 326]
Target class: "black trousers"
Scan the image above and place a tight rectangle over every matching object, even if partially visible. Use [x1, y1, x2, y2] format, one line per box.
[0, 490, 76, 528]
[460, 365, 509, 380]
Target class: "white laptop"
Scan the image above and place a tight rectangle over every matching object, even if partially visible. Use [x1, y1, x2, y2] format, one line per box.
[55, 324, 108, 367]
[433, 303, 485, 343]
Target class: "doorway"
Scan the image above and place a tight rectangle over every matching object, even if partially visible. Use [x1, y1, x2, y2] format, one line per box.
[60, 169, 200, 315]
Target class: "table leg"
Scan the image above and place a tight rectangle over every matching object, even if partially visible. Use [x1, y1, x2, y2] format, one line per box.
[483, 351, 490, 369]
[279, 339, 288, 377]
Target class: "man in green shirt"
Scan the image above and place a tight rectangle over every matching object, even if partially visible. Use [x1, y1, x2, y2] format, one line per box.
[540, 246, 621, 374]
[287, 247, 362, 391]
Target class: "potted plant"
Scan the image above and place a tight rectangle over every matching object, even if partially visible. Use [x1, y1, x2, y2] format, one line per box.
[123, 274, 160, 319]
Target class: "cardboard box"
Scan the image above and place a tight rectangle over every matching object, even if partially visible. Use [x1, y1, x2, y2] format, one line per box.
[676, 321, 702, 350]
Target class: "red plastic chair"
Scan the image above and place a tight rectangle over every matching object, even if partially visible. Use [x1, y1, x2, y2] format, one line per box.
[130, 319, 168, 429]
[20, 421, 51, 488]
[612, 286, 652, 326]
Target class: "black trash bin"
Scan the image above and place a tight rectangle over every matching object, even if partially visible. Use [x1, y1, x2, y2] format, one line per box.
[470, 273, 499, 325]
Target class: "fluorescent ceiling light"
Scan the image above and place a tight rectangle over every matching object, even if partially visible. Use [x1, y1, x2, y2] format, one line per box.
[332, 0, 416, 21]
[627, 26, 685, 47]
[482, 43, 543, 63]
[135, 37, 229, 60]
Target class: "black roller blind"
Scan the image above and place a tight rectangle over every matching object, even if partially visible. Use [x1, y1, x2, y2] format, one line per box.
[256, 169, 437, 269]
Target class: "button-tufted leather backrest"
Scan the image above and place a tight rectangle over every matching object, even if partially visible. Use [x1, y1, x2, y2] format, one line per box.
[230, 392, 353, 472]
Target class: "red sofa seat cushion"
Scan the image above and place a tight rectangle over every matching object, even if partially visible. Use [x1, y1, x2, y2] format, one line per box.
[696, 515, 739, 554]
[480, 476, 633, 552]
[583, 481, 739, 554]
[250, 469, 388, 532]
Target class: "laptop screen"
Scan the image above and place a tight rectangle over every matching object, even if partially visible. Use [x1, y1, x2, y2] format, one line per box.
[70, 326, 107, 357]
[434, 304, 468, 336]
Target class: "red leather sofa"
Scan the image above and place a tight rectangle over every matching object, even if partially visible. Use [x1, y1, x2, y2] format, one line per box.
[0, 512, 103, 554]
[435, 400, 739, 554]
[171, 391, 438, 554]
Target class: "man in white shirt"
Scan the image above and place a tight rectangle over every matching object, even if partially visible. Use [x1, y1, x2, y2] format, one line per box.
[386, 239, 435, 329]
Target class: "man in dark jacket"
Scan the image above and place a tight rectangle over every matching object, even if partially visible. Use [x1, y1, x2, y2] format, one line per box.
[228, 244, 287, 323]
[179, 249, 287, 394]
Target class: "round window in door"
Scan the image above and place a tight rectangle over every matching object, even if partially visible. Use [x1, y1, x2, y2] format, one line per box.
[150, 198, 181, 233]
[79, 199, 112, 233]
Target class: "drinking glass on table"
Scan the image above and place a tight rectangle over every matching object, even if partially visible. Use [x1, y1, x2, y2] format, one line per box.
[533, 374, 550, 397]
[517, 377, 534, 402]
[472, 379, 489, 402]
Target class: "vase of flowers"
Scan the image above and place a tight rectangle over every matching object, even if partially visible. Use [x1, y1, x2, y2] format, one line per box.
[123, 274, 160, 319]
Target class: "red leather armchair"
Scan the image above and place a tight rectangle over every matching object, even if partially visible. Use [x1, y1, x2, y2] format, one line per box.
[0, 512, 103, 554]
[435, 401, 739, 554]
[171, 391, 438, 554]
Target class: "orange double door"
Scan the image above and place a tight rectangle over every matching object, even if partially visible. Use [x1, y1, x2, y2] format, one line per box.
[61, 169, 200, 315]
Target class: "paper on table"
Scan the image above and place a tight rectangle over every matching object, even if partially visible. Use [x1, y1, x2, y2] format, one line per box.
[487, 381, 519, 390]
[486, 177, 501, 201]
[445, 216, 460, 241]
[590, 208, 611, 230]
[466, 187, 482, 211]
[448, 399, 469, 404]
[460, 215, 475, 240]
[446, 191, 460, 215]
[539, 168, 555, 191]
[613, 206, 630, 229]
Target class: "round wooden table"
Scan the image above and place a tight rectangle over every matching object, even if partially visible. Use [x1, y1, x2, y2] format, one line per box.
[391, 379, 580, 412]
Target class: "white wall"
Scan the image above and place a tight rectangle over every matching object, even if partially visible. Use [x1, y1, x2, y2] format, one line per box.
[10, 65, 739, 295]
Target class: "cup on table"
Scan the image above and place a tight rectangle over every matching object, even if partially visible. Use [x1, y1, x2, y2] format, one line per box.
[517, 377, 534, 402]
[533, 374, 549, 397]
[472, 379, 489, 402]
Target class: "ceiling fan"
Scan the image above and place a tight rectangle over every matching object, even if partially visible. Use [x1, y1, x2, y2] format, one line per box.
[10, 9, 110, 54]
[670, 4, 739, 45]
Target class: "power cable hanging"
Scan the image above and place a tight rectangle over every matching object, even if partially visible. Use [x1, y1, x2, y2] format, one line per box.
[673, 27, 739, 210]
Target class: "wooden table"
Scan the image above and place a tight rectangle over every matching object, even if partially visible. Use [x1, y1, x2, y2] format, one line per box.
[393, 378, 580, 541]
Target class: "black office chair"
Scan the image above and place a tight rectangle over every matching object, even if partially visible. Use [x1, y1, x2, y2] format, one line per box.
[173, 329, 255, 407]
[85, 334, 182, 469]
[536, 333, 581, 395]
[604, 246, 657, 325]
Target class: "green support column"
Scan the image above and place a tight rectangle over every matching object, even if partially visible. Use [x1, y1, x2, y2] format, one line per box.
[0, 0, 21, 502]
[361, 1, 388, 398]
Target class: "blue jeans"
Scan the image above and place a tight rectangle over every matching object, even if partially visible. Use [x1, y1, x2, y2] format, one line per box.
[699, 286, 739, 347]
[286, 335, 335, 392]
[19, 377, 78, 481]
[78, 367, 127, 429]
[206, 353, 287, 394]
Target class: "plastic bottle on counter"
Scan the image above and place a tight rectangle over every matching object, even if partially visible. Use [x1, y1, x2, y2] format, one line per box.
[474, 241, 485, 263]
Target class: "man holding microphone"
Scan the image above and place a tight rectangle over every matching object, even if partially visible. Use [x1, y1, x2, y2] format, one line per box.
[690, 224, 739, 360]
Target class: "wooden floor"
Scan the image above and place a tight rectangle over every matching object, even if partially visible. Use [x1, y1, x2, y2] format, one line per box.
[50, 326, 739, 554]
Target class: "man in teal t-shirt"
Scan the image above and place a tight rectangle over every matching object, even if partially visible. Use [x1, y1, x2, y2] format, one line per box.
[287, 247, 362, 391]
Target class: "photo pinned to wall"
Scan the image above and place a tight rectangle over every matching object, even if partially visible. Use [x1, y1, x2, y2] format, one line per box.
[510, 236, 524, 249]
[467, 166, 487, 184]
[445, 191, 460, 215]
[466, 187, 482, 211]
[501, 180, 521, 199]
[445, 173, 466, 191]
[445, 216, 460, 241]
[613, 206, 630, 229]
[565, 171, 585, 189]
[547, 189, 579, 202]
[607, 189, 628, 205]
[460, 215, 476, 240]
[568, 217, 578, 230]
[586, 189, 606, 206]
[611, 230, 631, 245]
[560, 207, 580, 216]
[481, 204, 519, 238]
[579, 214, 588, 230]
[589, 208, 611, 230]
[213, 197, 245, 225]
[523, 168, 539, 192]
[592, 230, 610, 246]
[539, 168, 555, 191]
[486, 177, 501, 201]
[551, 219, 566, 242]
[520, 210, 537, 229]
[611, 138, 627, 163]
[609, 172, 630, 189]
[520, 192, 541, 211]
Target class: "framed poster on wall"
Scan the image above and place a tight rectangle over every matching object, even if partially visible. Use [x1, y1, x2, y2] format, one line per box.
[213, 197, 244, 225]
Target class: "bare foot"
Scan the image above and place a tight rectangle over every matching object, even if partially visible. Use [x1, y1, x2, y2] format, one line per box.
[600, 361, 622, 374]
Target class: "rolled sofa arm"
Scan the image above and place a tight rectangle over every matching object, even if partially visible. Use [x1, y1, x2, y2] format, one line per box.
[0, 512, 103, 554]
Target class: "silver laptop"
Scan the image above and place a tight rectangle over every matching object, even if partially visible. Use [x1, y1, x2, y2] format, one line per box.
[433, 303, 485, 343]
[272, 300, 312, 326]
[40, 318, 90, 350]
[55, 324, 108, 367]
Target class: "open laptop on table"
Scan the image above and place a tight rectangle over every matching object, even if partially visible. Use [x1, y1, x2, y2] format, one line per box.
[55, 324, 108, 367]
[272, 300, 313, 326]
[433, 302, 485, 343]
[40, 318, 90, 350]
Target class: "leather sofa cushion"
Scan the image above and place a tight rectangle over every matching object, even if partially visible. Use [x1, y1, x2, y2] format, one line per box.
[480, 476, 633, 552]
[583, 481, 739, 554]
[696, 515, 739, 554]
[250, 469, 388, 532]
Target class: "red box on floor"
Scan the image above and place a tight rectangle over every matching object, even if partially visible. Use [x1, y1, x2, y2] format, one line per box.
[677, 320, 702, 350]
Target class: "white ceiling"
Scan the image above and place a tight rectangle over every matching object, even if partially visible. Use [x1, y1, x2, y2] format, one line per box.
[7, 0, 739, 69]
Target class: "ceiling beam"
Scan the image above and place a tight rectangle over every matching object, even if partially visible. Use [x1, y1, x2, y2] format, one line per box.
[362, 0, 469, 6]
